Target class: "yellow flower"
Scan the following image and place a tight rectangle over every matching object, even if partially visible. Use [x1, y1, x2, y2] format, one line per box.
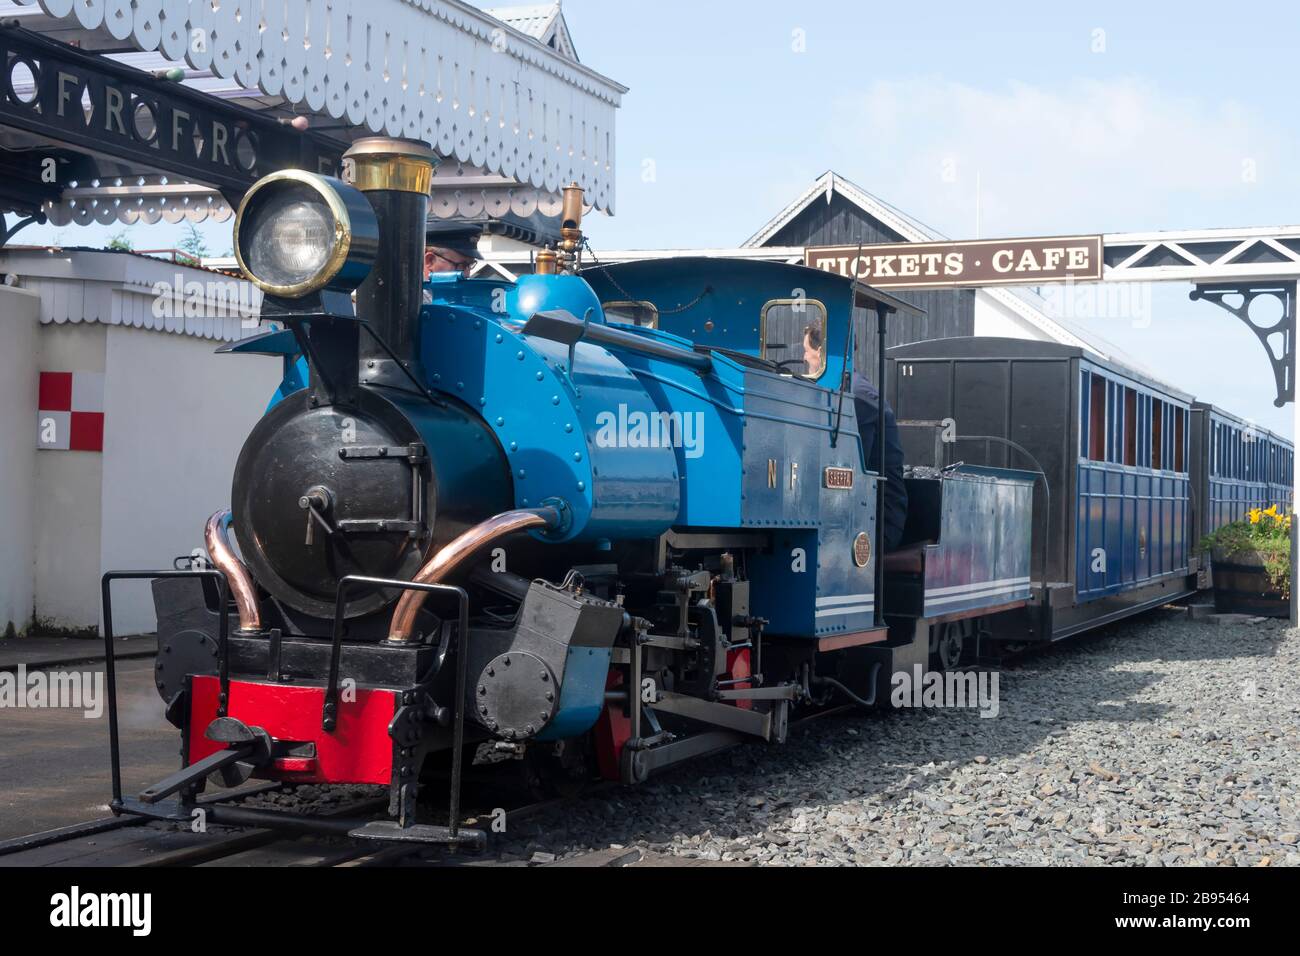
[1248, 509, 1261, 524]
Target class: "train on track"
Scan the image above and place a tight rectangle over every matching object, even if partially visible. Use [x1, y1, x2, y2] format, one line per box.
[100, 137, 1292, 847]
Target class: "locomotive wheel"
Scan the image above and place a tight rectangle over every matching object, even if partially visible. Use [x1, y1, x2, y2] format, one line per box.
[930, 622, 966, 671]
[521, 740, 593, 800]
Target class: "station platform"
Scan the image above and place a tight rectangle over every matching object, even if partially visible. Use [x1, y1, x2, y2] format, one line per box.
[0, 634, 157, 673]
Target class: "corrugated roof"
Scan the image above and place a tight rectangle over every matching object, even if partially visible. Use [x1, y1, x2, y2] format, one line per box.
[483, 2, 577, 60]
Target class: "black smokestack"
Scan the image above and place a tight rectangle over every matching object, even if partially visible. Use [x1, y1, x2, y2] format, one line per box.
[343, 137, 437, 389]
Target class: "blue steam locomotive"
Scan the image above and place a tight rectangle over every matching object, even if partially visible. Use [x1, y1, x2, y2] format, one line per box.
[116, 137, 1283, 845]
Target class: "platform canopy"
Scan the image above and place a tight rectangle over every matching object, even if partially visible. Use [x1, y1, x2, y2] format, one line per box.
[0, 0, 625, 234]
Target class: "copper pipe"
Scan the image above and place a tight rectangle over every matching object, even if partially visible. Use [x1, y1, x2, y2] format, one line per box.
[204, 510, 262, 633]
[387, 507, 558, 643]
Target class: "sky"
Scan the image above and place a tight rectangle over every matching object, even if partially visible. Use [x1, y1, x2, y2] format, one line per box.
[19, 1, 1299, 434]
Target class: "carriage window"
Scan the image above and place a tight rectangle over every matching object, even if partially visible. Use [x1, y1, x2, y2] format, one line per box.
[1152, 402, 1164, 470]
[1174, 407, 1185, 472]
[603, 301, 659, 329]
[1087, 374, 1106, 461]
[1123, 388, 1137, 466]
[760, 299, 827, 379]
[1142, 395, 1153, 467]
[1108, 383, 1118, 463]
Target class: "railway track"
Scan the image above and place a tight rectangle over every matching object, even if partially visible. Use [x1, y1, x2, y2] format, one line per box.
[0, 781, 581, 869]
[0, 703, 857, 868]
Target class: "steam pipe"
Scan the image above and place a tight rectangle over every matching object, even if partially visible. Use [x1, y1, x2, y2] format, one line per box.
[580, 321, 713, 372]
[204, 510, 262, 633]
[523, 310, 712, 373]
[387, 507, 560, 643]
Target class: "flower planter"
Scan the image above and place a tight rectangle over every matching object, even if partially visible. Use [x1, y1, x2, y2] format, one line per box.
[1211, 548, 1289, 617]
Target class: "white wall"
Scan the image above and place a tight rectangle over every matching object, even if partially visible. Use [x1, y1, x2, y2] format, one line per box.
[0, 286, 40, 635]
[973, 290, 1054, 341]
[33, 322, 106, 633]
[99, 325, 280, 634]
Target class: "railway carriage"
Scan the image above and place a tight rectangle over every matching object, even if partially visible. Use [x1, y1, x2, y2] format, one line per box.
[1189, 402, 1294, 541]
[886, 337, 1198, 642]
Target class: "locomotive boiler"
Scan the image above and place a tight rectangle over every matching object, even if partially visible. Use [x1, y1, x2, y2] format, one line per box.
[117, 136, 1038, 845]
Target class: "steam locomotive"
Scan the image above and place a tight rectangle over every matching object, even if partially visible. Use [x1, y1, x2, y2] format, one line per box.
[109, 136, 1286, 846]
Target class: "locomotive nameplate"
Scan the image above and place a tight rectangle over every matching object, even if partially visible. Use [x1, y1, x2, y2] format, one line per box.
[853, 532, 872, 568]
[824, 466, 854, 489]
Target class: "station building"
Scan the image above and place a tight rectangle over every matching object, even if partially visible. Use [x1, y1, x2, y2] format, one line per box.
[0, 248, 277, 637]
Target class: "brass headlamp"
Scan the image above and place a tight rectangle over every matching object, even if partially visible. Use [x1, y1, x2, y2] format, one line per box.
[233, 170, 380, 298]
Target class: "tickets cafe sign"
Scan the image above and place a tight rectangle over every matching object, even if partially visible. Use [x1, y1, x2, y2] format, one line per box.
[805, 235, 1104, 289]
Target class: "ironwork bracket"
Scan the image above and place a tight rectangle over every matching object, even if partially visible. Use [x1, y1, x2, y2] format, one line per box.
[0, 211, 45, 250]
[1190, 281, 1296, 407]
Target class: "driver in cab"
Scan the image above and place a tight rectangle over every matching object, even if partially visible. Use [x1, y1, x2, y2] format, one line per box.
[799, 322, 907, 552]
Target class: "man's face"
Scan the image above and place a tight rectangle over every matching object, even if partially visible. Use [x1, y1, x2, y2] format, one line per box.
[425, 247, 473, 278]
[802, 329, 819, 372]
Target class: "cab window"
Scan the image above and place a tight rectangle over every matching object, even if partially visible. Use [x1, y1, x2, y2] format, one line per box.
[760, 299, 827, 380]
[603, 301, 659, 329]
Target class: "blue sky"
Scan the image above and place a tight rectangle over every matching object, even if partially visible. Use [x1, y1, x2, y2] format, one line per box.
[21, 1, 1298, 434]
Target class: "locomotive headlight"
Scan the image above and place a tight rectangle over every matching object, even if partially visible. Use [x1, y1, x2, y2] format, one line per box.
[234, 170, 379, 298]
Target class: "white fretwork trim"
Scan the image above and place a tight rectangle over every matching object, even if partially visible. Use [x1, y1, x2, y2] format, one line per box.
[12, 0, 625, 211]
[38, 173, 570, 226]
[41, 179, 236, 227]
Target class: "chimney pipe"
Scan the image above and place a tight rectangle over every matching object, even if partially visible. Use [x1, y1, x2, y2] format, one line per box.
[556, 182, 585, 273]
[342, 137, 438, 388]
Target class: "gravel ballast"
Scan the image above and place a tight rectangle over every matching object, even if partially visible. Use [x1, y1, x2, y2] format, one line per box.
[497, 609, 1300, 866]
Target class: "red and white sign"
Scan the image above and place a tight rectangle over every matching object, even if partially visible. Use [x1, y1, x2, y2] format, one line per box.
[37, 371, 105, 452]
